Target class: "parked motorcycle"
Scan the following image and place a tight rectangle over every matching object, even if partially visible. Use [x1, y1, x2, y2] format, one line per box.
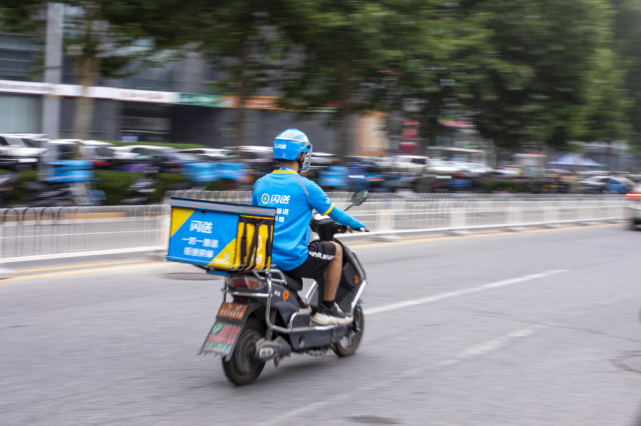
[120, 167, 160, 205]
[24, 181, 74, 207]
[197, 190, 370, 385]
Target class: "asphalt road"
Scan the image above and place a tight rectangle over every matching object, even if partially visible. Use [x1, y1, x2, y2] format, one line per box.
[1, 224, 641, 425]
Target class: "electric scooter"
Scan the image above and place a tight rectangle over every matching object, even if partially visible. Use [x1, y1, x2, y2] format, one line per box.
[198, 190, 370, 385]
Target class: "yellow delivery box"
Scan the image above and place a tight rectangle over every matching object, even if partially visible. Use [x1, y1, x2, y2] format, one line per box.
[167, 198, 276, 270]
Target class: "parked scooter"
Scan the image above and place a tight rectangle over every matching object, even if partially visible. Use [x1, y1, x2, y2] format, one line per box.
[24, 181, 74, 207]
[119, 167, 159, 205]
[198, 190, 370, 385]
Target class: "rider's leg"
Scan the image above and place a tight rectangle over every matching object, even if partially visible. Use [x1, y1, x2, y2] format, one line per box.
[322, 242, 343, 303]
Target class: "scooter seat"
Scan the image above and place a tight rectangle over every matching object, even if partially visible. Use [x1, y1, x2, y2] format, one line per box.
[282, 271, 303, 291]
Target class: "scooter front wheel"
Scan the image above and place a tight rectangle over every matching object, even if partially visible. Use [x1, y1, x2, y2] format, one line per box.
[222, 318, 266, 386]
[333, 304, 365, 357]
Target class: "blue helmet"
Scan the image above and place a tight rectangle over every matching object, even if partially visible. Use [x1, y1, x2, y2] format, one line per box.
[273, 128, 313, 172]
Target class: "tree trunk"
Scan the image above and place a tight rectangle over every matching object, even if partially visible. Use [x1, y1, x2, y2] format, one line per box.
[337, 55, 353, 158]
[72, 10, 99, 144]
[72, 55, 99, 142]
[236, 35, 249, 147]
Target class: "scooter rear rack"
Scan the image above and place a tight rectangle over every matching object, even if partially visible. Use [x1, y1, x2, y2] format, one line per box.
[217, 268, 366, 335]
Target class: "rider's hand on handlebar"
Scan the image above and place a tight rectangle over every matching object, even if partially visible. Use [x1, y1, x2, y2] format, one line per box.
[347, 226, 369, 233]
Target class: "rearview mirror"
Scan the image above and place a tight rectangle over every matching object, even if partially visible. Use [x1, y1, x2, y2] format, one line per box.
[351, 190, 369, 207]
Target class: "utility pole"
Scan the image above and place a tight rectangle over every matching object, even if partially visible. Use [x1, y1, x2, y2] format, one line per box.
[42, 3, 63, 139]
[41, 3, 64, 180]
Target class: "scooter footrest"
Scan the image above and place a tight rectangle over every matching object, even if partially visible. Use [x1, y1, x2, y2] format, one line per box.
[289, 311, 311, 328]
[254, 336, 292, 362]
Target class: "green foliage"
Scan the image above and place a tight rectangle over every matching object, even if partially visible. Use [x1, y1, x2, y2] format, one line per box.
[94, 170, 142, 204]
[13, 171, 39, 205]
[95, 170, 224, 204]
[610, 0, 641, 147]
[110, 0, 290, 146]
[150, 173, 189, 203]
[455, 0, 624, 149]
[274, 0, 458, 156]
[482, 179, 528, 193]
[4, 0, 640, 152]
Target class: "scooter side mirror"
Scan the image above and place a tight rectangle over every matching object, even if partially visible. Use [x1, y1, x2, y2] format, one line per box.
[351, 190, 369, 207]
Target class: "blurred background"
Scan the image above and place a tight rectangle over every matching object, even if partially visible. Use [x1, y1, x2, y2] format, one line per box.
[0, 0, 640, 205]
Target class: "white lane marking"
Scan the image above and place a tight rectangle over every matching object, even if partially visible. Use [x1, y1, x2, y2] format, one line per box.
[260, 282, 627, 426]
[365, 270, 568, 316]
[260, 324, 542, 426]
[457, 325, 543, 359]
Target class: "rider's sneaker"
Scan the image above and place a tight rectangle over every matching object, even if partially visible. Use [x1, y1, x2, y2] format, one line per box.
[311, 303, 353, 326]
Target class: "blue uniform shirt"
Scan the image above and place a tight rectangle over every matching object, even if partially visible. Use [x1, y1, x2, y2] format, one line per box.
[252, 167, 364, 271]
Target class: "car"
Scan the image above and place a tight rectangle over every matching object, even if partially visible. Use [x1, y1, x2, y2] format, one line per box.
[579, 175, 633, 194]
[112, 145, 172, 160]
[426, 159, 462, 177]
[224, 146, 279, 176]
[0, 133, 47, 171]
[393, 155, 428, 173]
[133, 149, 200, 173]
[457, 162, 493, 175]
[179, 148, 230, 161]
[491, 166, 523, 178]
[48, 139, 114, 159]
[626, 185, 641, 230]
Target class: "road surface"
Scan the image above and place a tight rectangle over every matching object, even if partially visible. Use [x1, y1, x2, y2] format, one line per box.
[1, 223, 640, 425]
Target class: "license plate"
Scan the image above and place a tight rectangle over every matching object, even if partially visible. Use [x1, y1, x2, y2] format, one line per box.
[436, 175, 451, 179]
[217, 303, 248, 320]
[200, 321, 243, 356]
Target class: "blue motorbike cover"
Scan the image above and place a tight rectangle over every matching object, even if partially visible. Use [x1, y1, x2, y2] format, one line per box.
[199, 301, 263, 360]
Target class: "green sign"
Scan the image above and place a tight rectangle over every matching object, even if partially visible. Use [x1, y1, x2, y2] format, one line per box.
[179, 93, 228, 107]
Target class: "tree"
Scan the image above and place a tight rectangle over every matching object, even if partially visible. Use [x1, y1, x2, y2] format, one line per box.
[197, 2, 287, 147]
[456, 0, 621, 150]
[273, 0, 497, 157]
[107, 0, 289, 147]
[273, 0, 416, 157]
[2, 1, 176, 139]
[610, 0, 641, 148]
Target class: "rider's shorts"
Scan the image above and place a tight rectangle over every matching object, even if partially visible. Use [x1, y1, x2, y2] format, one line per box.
[283, 241, 336, 280]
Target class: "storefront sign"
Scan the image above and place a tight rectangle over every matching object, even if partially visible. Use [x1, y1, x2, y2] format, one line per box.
[0, 79, 50, 95]
[179, 93, 230, 107]
[220, 96, 279, 110]
[112, 88, 178, 103]
[0, 80, 330, 112]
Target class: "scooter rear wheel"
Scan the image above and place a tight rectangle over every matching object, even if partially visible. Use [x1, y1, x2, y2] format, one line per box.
[333, 304, 365, 357]
[222, 318, 266, 386]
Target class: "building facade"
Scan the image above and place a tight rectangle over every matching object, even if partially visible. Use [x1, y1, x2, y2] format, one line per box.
[0, 31, 361, 153]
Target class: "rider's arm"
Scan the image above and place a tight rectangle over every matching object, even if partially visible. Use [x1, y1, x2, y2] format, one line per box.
[306, 180, 366, 229]
[327, 205, 366, 230]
